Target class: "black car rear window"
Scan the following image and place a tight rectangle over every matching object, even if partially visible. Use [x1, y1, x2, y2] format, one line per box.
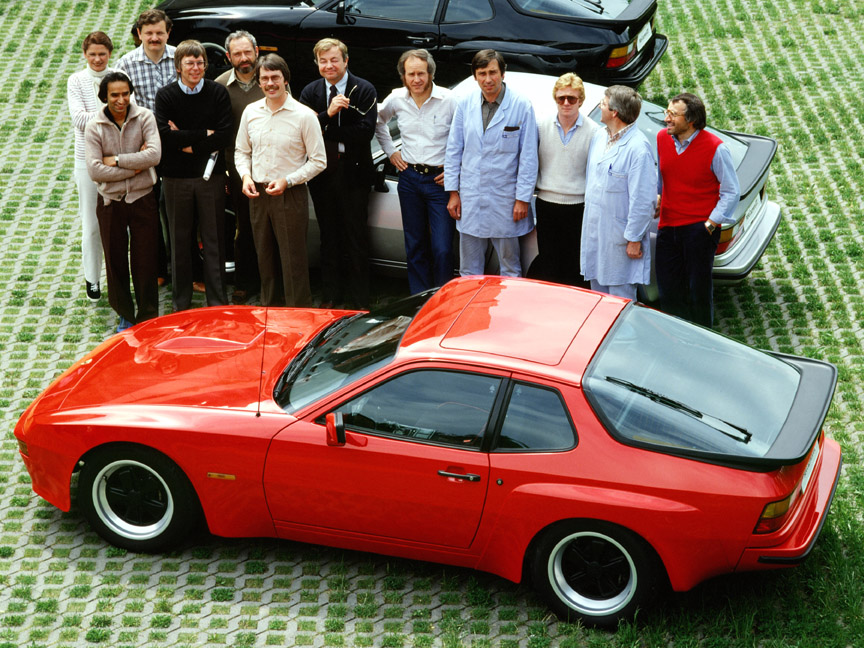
[583, 305, 801, 459]
[509, 0, 630, 19]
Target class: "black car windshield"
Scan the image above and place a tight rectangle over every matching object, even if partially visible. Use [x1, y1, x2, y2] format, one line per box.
[509, 0, 630, 19]
[276, 291, 435, 413]
[583, 305, 801, 459]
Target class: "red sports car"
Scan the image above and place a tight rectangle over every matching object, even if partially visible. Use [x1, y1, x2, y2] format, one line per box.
[14, 277, 841, 626]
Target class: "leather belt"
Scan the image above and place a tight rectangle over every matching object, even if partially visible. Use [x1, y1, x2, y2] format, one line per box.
[408, 163, 444, 176]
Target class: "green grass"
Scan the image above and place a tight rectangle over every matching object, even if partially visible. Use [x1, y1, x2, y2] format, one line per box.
[0, 0, 863, 646]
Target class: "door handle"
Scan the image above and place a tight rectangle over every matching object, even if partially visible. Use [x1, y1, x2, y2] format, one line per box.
[408, 36, 436, 45]
[438, 470, 481, 482]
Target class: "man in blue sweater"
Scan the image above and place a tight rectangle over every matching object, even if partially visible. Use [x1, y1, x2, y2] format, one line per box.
[155, 40, 233, 311]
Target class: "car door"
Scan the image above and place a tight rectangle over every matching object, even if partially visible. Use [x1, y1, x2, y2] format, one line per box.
[262, 368, 504, 548]
[298, 0, 444, 94]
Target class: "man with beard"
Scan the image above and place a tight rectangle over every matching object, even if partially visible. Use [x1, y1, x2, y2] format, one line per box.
[155, 40, 233, 311]
[375, 49, 456, 294]
[216, 30, 264, 304]
[235, 54, 326, 307]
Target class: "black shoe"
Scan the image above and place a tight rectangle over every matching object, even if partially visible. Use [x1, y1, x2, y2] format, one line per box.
[86, 281, 101, 302]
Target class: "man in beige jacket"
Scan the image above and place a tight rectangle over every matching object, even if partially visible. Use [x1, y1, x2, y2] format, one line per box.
[85, 71, 162, 332]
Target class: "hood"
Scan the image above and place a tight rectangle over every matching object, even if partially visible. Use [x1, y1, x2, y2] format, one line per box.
[59, 307, 343, 412]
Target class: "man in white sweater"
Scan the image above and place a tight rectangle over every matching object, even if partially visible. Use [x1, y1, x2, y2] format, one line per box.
[535, 73, 598, 287]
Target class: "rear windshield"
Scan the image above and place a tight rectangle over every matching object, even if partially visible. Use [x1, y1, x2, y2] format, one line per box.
[583, 306, 801, 459]
[508, 0, 630, 19]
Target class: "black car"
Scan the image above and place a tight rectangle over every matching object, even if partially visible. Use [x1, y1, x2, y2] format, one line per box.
[156, 0, 668, 94]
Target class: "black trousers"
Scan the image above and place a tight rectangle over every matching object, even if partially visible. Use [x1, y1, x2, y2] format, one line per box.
[535, 197, 588, 287]
[227, 168, 261, 295]
[656, 221, 721, 328]
[163, 176, 227, 311]
[308, 162, 370, 308]
[96, 190, 159, 324]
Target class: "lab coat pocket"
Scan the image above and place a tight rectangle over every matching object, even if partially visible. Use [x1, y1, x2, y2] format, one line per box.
[500, 129, 520, 153]
[606, 169, 628, 193]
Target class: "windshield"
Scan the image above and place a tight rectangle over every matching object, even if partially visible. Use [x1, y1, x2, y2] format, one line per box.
[583, 305, 801, 459]
[508, 0, 630, 19]
[276, 291, 435, 413]
[588, 104, 749, 169]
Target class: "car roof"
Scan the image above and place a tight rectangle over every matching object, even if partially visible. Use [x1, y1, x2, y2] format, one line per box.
[398, 277, 627, 382]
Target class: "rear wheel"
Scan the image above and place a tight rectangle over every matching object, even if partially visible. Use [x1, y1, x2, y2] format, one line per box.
[77, 445, 201, 553]
[531, 520, 659, 627]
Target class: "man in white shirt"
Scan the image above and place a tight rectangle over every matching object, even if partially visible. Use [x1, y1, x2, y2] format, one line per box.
[235, 54, 327, 307]
[376, 49, 456, 294]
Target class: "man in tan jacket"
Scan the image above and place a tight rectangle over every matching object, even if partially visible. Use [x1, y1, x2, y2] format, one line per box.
[85, 71, 162, 332]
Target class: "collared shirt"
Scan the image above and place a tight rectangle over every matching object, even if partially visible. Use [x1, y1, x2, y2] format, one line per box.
[481, 84, 506, 131]
[223, 68, 258, 93]
[328, 74, 349, 99]
[178, 78, 204, 95]
[116, 44, 176, 112]
[234, 93, 327, 187]
[657, 129, 740, 225]
[375, 84, 455, 165]
[555, 112, 584, 146]
[605, 122, 633, 152]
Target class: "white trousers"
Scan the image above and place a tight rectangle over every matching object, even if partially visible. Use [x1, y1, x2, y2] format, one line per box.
[459, 233, 522, 277]
[589, 279, 637, 301]
[74, 162, 104, 285]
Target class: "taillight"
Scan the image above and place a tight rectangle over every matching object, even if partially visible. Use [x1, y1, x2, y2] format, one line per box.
[754, 491, 798, 534]
[606, 42, 636, 69]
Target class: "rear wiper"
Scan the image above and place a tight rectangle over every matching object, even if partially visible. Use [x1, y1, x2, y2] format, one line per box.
[604, 376, 752, 444]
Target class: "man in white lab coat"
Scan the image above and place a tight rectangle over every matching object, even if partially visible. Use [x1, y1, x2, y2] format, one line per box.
[581, 85, 655, 300]
[445, 50, 538, 277]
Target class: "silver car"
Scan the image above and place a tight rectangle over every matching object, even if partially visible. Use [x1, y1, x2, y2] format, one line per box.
[307, 72, 781, 299]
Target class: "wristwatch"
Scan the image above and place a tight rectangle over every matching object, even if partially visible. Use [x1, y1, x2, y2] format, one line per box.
[704, 220, 717, 234]
[115, 156, 120, 168]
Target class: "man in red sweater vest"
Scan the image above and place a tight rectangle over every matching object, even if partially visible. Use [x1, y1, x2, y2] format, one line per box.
[656, 93, 739, 328]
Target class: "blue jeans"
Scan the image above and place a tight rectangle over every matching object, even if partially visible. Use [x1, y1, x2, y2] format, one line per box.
[397, 167, 455, 294]
[656, 221, 721, 328]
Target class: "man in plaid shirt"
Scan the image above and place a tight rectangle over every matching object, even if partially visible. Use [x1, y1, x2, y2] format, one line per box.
[116, 9, 176, 112]
[116, 8, 177, 284]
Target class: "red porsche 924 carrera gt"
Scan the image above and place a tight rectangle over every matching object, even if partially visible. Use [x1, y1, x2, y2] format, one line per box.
[15, 277, 841, 626]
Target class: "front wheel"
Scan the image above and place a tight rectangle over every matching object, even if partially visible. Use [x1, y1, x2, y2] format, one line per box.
[531, 520, 660, 627]
[77, 445, 202, 553]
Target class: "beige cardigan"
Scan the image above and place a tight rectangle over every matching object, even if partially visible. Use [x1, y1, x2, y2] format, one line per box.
[84, 103, 161, 203]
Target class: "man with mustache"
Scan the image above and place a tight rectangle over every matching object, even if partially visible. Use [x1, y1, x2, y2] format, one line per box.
[235, 54, 326, 307]
[216, 30, 264, 305]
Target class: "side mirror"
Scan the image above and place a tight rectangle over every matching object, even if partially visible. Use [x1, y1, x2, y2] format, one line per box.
[326, 411, 346, 446]
[336, 1, 347, 25]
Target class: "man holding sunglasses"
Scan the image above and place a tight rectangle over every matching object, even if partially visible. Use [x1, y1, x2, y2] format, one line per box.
[155, 40, 233, 311]
[299, 38, 377, 309]
[534, 73, 598, 286]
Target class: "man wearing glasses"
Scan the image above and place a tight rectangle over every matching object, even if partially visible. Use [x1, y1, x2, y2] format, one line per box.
[299, 38, 377, 309]
[155, 40, 233, 311]
[534, 73, 598, 286]
[656, 93, 739, 328]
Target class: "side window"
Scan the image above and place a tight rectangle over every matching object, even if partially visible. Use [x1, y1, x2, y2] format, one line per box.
[495, 383, 576, 451]
[340, 370, 501, 448]
[443, 0, 494, 23]
[345, 0, 437, 22]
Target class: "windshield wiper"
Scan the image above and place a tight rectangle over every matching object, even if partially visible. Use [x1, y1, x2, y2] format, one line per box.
[604, 376, 752, 444]
[273, 315, 360, 404]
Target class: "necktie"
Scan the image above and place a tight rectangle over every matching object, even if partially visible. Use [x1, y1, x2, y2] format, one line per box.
[328, 84, 337, 105]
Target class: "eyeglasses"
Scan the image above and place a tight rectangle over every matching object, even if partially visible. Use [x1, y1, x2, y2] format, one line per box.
[555, 95, 582, 105]
[181, 60, 207, 69]
[663, 108, 685, 119]
[345, 85, 376, 116]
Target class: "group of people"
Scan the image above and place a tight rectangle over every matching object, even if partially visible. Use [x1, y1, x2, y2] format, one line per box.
[69, 8, 739, 333]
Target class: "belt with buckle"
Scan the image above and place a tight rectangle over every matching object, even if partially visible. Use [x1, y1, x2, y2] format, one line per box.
[408, 163, 443, 176]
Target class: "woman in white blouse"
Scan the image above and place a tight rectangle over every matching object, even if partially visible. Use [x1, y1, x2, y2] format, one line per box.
[67, 31, 116, 302]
